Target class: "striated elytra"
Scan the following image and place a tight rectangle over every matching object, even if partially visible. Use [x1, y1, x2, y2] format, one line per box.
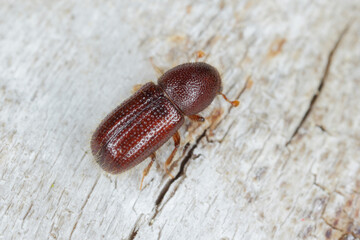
[91, 62, 239, 189]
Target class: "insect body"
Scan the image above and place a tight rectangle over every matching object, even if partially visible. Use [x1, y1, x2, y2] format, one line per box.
[91, 62, 238, 189]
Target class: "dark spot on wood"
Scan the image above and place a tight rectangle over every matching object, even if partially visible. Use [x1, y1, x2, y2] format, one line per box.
[336, 208, 342, 217]
[298, 225, 314, 238]
[244, 192, 257, 203]
[356, 180, 360, 189]
[321, 152, 330, 161]
[347, 221, 354, 233]
[346, 199, 353, 207]
[254, 166, 268, 181]
[219, 0, 225, 10]
[286, 25, 350, 146]
[268, 38, 286, 58]
[316, 124, 328, 133]
[186, 5, 192, 14]
[325, 229, 332, 238]
[354, 226, 360, 236]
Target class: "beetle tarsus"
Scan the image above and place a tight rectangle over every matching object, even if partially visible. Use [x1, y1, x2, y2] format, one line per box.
[164, 131, 180, 179]
[140, 153, 156, 190]
[188, 114, 205, 122]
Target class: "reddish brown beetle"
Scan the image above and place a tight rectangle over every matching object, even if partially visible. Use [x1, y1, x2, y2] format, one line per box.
[91, 62, 238, 189]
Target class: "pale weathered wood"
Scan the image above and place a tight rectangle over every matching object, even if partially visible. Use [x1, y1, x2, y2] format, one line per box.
[1, 1, 360, 239]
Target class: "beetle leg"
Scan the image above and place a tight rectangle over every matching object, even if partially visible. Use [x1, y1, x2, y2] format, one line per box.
[219, 92, 239, 107]
[164, 131, 180, 179]
[131, 84, 143, 94]
[149, 57, 164, 76]
[188, 114, 205, 122]
[140, 152, 156, 190]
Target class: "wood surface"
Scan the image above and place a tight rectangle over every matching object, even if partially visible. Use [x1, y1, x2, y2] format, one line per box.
[1, 1, 360, 239]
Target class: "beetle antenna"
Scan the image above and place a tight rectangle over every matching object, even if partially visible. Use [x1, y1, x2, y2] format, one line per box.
[219, 92, 239, 107]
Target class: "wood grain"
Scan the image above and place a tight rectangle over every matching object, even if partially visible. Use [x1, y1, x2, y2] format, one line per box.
[1, 0, 359, 239]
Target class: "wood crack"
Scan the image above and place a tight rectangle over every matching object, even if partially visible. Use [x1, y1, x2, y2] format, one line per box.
[153, 129, 207, 209]
[128, 227, 138, 240]
[127, 13, 247, 237]
[322, 217, 344, 233]
[69, 175, 100, 240]
[127, 215, 143, 240]
[148, 74, 250, 224]
[146, 144, 199, 226]
[22, 202, 33, 224]
[315, 124, 329, 134]
[150, 74, 249, 222]
[312, 174, 331, 195]
[286, 24, 350, 146]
